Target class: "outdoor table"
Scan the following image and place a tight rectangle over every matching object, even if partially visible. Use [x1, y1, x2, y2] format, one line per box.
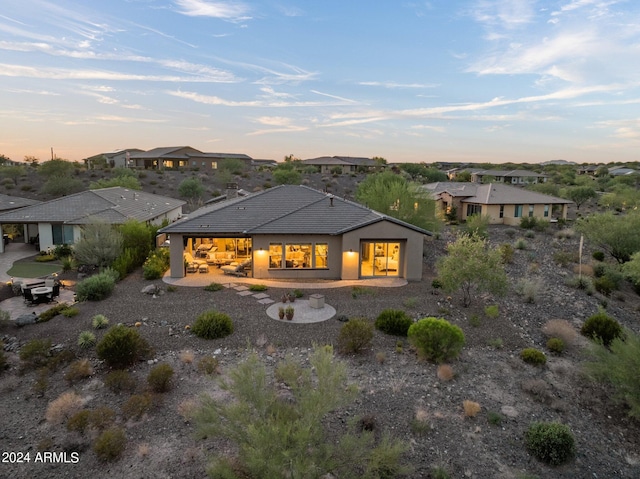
[31, 286, 53, 302]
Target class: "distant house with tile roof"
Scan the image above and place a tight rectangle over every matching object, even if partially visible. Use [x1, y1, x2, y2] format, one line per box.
[125, 147, 252, 172]
[301, 156, 381, 174]
[423, 182, 572, 225]
[159, 185, 430, 281]
[470, 169, 548, 185]
[83, 149, 144, 169]
[0, 187, 185, 253]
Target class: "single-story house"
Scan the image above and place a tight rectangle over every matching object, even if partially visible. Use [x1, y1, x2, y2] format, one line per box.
[470, 169, 548, 185]
[301, 156, 381, 174]
[0, 193, 40, 213]
[127, 147, 252, 172]
[0, 187, 185, 253]
[608, 166, 638, 177]
[423, 182, 573, 225]
[159, 185, 430, 281]
[83, 149, 144, 169]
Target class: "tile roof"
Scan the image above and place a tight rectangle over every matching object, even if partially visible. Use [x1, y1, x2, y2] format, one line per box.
[160, 185, 431, 236]
[423, 182, 573, 205]
[0, 194, 41, 212]
[0, 187, 185, 224]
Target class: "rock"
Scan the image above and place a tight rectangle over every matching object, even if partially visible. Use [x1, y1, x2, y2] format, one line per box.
[141, 284, 159, 295]
[14, 312, 37, 327]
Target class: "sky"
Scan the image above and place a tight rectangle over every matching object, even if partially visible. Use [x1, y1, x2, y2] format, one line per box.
[1, 1, 639, 165]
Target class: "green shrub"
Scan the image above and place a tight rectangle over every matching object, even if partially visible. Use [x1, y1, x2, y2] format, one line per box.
[499, 243, 514, 264]
[142, 248, 170, 280]
[204, 282, 224, 292]
[520, 348, 547, 366]
[374, 309, 413, 336]
[88, 406, 116, 431]
[38, 302, 70, 322]
[93, 426, 126, 461]
[96, 324, 152, 369]
[594, 276, 616, 296]
[248, 284, 268, 292]
[592, 251, 605, 261]
[67, 410, 90, 433]
[525, 422, 575, 465]
[464, 214, 490, 238]
[520, 216, 537, 229]
[553, 250, 578, 266]
[92, 314, 110, 329]
[197, 355, 220, 375]
[77, 331, 96, 349]
[121, 393, 153, 420]
[337, 318, 374, 354]
[192, 311, 234, 340]
[35, 254, 56, 262]
[76, 270, 117, 301]
[61, 256, 74, 272]
[546, 337, 565, 354]
[484, 305, 499, 318]
[105, 370, 137, 393]
[407, 317, 465, 363]
[111, 247, 137, 279]
[62, 307, 79, 317]
[147, 363, 174, 393]
[581, 310, 623, 346]
[292, 289, 304, 298]
[431, 279, 443, 289]
[514, 238, 527, 250]
[19, 339, 51, 369]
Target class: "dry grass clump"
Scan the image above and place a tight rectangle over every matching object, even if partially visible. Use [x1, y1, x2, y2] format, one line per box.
[437, 364, 454, 381]
[573, 264, 594, 276]
[137, 443, 150, 458]
[463, 400, 481, 418]
[542, 319, 577, 346]
[64, 358, 93, 384]
[46, 391, 83, 424]
[177, 398, 199, 422]
[179, 350, 195, 364]
[521, 378, 553, 404]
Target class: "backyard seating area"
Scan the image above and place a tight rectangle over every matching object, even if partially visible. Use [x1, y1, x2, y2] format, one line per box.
[14, 278, 61, 306]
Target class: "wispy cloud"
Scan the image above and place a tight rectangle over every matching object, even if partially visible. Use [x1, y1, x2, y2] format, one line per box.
[469, 0, 536, 30]
[247, 116, 307, 135]
[173, 0, 251, 21]
[94, 115, 167, 123]
[168, 89, 356, 107]
[6, 88, 60, 96]
[359, 81, 439, 89]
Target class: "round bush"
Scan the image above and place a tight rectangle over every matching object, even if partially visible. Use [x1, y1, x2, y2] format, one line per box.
[96, 324, 152, 369]
[407, 317, 465, 363]
[192, 311, 234, 340]
[525, 422, 575, 465]
[147, 363, 174, 393]
[337, 318, 374, 354]
[93, 426, 126, 462]
[92, 314, 110, 330]
[374, 309, 413, 336]
[581, 310, 622, 346]
[75, 271, 116, 301]
[592, 251, 605, 262]
[546, 337, 565, 354]
[520, 348, 547, 366]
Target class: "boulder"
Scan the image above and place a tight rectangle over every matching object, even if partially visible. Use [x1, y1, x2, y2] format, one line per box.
[15, 312, 37, 327]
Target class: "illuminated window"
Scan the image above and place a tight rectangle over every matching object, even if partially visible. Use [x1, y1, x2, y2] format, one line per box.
[315, 243, 328, 268]
[269, 243, 282, 268]
[269, 242, 328, 269]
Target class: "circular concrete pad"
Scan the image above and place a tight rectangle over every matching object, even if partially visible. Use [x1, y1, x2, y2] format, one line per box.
[266, 299, 335, 323]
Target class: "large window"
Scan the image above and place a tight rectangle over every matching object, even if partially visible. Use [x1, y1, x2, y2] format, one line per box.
[52, 225, 74, 245]
[544, 205, 549, 217]
[514, 205, 523, 218]
[466, 204, 481, 217]
[360, 241, 400, 277]
[269, 242, 328, 269]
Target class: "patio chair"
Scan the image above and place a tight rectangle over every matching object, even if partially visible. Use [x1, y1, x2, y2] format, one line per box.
[221, 259, 251, 277]
[22, 289, 35, 306]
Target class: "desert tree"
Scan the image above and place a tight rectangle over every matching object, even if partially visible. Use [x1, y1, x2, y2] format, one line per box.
[178, 177, 205, 211]
[560, 185, 597, 210]
[195, 345, 409, 478]
[356, 171, 439, 231]
[436, 234, 508, 307]
[576, 212, 640, 263]
[73, 220, 124, 269]
[0, 165, 25, 185]
[584, 329, 640, 419]
[38, 158, 76, 178]
[622, 251, 640, 291]
[41, 175, 84, 197]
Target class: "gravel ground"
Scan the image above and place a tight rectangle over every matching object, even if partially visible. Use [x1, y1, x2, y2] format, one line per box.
[1, 226, 640, 479]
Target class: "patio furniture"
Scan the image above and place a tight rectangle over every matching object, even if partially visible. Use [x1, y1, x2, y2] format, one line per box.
[32, 286, 54, 304]
[198, 263, 209, 273]
[184, 252, 205, 273]
[221, 259, 251, 277]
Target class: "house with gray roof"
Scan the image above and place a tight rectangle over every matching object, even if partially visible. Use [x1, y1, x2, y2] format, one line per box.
[423, 182, 572, 225]
[83, 148, 144, 169]
[0, 187, 185, 253]
[301, 156, 381, 174]
[471, 169, 548, 185]
[159, 185, 430, 281]
[128, 147, 252, 172]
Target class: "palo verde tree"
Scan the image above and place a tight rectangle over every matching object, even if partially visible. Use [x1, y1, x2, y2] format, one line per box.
[355, 171, 439, 231]
[195, 346, 409, 478]
[436, 234, 508, 307]
[560, 185, 598, 210]
[73, 220, 124, 270]
[576, 212, 640, 263]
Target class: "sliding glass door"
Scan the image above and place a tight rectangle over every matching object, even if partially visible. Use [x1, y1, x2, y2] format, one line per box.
[360, 241, 400, 277]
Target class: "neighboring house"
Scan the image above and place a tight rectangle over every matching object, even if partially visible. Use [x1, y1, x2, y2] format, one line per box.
[204, 183, 251, 205]
[128, 147, 252, 172]
[83, 149, 144, 169]
[423, 182, 572, 225]
[0, 193, 40, 213]
[0, 187, 185, 253]
[301, 156, 380, 174]
[577, 165, 600, 176]
[608, 166, 638, 177]
[251, 159, 279, 169]
[471, 169, 548, 185]
[159, 185, 430, 281]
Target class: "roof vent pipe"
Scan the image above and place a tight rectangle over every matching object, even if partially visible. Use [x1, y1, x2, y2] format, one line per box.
[328, 194, 334, 207]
